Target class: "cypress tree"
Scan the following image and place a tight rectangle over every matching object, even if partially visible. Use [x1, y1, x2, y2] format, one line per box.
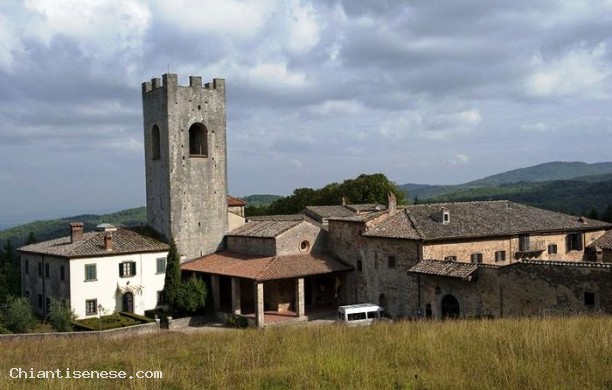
[163, 238, 181, 315]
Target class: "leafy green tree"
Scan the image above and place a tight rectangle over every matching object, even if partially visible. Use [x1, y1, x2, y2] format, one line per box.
[163, 238, 181, 315]
[2, 296, 37, 333]
[25, 231, 37, 245]
[174, 275, 207, 315]
[0, 240, 20, 298]
[587, 208, 600, 220]
[47, 298, 76, 332]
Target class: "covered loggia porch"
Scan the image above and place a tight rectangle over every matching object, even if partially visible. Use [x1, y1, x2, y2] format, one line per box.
[181, 251, 353, 327]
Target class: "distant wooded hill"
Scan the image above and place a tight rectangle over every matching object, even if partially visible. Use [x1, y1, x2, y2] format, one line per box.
[3, 161, 612, 247]
[401, 161, 612, 217]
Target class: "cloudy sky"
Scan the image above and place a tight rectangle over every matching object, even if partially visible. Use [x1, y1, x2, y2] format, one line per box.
[1, 0, 611, 226]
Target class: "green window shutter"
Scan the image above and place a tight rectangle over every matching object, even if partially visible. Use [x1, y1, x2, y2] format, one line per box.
[119, 263, 124, 277]
[132, 261, 137, 276]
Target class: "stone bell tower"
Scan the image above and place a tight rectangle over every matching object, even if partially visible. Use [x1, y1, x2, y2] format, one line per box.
[142, 74, 228, 260]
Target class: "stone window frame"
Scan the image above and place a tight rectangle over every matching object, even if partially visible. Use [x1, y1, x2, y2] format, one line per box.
[84, 264, 97, 282]
[495, 250, 506, 262]
[85, 299, 98, 316]
[470, 253, 483, 264]
[299, 240, 311, 253]
[188, 123, 208, 157]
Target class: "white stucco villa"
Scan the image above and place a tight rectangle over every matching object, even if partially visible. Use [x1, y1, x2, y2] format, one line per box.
[19, 222, 169, 319]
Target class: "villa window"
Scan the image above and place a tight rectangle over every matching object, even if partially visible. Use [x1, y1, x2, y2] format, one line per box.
[388, 255, 396, 269]
[495, 251, 506, 262]
[357, 260, 363, 272]
[119, 261, 137, 278]
[519, 235, 530, 251]
[548, 244, 557, 255]
[156, 258, 166, 274]
[85, 264, 97, 281]
[567, 233, 583, 251]
[86, 299, 98, 315]
[470, 253, 483, 264]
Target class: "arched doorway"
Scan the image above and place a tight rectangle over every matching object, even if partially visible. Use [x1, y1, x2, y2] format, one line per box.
[441, 294, 460, 318]
[122, 292, 134, 313]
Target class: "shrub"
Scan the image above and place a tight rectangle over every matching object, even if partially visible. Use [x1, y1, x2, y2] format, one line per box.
[2, 296, 37, 333]
[0, 326, 11, 334]
[47, 298, 77, 332]
[174, 275, 207, 315]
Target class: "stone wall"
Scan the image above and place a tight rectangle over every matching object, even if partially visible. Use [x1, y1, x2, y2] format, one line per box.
[226, 236, 276, 256]
[21, 253, 70, 317]
[0, 322, 160, 340]
[423, 229, 608, 264]
[328, 219, 420, 316]
[415, 261, 612, 319]
[275, 222, 327, 256]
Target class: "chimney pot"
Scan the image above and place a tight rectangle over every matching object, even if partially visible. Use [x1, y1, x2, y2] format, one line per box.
[70, 222, 84, 243]
[104, 233, 113, 251]
[387, 193, 397, 215]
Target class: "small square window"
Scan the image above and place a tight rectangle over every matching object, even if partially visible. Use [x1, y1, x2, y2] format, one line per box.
[388, 256, 396, 269]
[567, 233, 583, 251]
[495, 251, 506, 262]
[156, 258, 166, 274]
[548, 244, 557, 255]
[85, 264, 97, 281]
[86, 299, 98, 315]
[470, 253, 483, 264]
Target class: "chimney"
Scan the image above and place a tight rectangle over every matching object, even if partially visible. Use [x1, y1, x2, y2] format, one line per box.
[104, 233, 113, 251]
[387, 193, 397, 215]
[70, 222, 84, 243]
[341, 197, 347, 206]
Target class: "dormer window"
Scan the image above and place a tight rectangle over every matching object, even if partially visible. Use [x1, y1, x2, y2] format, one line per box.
[442, 209, 450, 224]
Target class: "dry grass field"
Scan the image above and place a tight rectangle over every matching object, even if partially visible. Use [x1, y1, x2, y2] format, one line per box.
[1, 315, 611, 389]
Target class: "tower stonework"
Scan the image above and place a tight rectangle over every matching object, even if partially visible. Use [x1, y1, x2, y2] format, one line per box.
[142, 74, 228, 261]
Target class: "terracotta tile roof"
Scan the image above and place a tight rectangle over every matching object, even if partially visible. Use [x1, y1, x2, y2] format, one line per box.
[328, 209, 389, 223]
[227, 195, 246, 207]
[591, 231, 612, 250]
[408, 260, 480, 279]
[363, 211, 421, 239]
[245, 214, 324, 229]
[362, 201, 611, 241]
[228, 220, 305, 238]
[345, 203, 386, 213]
[181, 251, 352, 281]
[19, 227, 168, 259]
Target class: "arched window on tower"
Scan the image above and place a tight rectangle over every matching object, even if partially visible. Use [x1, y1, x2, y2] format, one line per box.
[189, 123, 208, 157]
[151, 125, 161, 160]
